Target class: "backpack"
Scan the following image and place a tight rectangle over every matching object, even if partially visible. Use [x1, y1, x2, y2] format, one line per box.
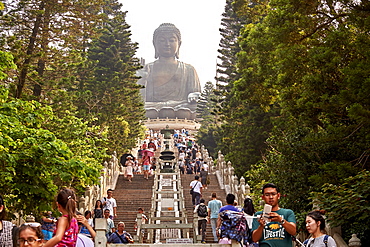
[197, 204, 208, 217]
[219, 210, 250, 246]
[303, 235, 328, 247]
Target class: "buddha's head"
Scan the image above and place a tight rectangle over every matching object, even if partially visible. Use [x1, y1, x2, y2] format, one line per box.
[153, 23, 181, 59]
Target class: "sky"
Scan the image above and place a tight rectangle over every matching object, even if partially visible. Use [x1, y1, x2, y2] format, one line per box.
[119, 0, 226, 89]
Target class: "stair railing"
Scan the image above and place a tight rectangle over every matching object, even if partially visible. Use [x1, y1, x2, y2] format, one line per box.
[134, 163, 195, 244]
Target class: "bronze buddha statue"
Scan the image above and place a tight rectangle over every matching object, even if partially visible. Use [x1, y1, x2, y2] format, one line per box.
[137, 23, 201, 119]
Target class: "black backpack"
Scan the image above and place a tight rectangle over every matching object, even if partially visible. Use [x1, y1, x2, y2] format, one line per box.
[197, 204, 208, 217]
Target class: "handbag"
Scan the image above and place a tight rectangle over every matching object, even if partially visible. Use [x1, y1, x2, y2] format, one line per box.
[206, 176, 210, 185]
[190, 181, 198, 195]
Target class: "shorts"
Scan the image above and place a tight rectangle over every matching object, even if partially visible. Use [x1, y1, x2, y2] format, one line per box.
[143, 165, 150, 171]
[42, 230, 53, 240]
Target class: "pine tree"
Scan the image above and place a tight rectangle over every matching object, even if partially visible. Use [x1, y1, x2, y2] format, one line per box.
[196, 81, 220, 157]
[0, 0, 104, 99]
[215, 0, 247, 111]
[212, 0, 272, 176]
[77, 0, 145, 154]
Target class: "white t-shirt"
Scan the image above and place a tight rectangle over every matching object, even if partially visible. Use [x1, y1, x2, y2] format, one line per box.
[202, 163, 209, 171]
[102, 197, 117, 216]
[196, 152, 202, 159]
[76, 234, 94, 247]
[190, 180, 202, 193]
[179, 152, 185, 160]
[305, 235, 337, 247]
[135, 214, 148, 225]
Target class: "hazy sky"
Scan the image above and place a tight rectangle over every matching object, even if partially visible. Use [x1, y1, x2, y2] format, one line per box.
[119, 0, 226, 89]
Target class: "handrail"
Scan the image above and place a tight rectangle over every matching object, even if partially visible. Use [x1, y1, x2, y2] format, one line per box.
[132, 159, 195, 244]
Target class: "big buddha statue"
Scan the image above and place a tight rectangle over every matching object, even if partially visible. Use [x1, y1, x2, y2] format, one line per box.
[137, 23, 201, 119]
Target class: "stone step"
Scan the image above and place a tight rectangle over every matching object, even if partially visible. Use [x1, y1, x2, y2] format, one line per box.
[113, 174, 154, 242]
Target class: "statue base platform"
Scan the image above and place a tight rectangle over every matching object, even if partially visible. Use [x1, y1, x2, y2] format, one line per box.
[145, 106, 198, 120]
[144, 118, 201, 131]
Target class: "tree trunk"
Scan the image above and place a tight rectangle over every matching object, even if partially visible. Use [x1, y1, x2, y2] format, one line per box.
[15, 1, 45, 99]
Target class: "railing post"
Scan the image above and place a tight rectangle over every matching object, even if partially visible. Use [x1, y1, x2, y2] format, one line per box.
[349, 234, 361, 246]
[94, 218, 107, 247]
[136, 213, 143, 243]
[193, 212, 200, 243]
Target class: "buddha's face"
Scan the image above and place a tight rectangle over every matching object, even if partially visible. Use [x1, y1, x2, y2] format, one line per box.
[155, 32, 180, 58]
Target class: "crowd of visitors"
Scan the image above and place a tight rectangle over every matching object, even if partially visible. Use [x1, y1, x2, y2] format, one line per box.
[119, 130, 162, 181]
[0, 127, 338, 246]
[0, 188, 141, 246]
[189, 183, 337, 246]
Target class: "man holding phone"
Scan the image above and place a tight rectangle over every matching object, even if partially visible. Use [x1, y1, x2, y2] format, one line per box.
[252, 183, 296, 247]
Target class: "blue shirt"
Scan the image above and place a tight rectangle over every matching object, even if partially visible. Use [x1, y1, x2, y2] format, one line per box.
[208, 199, 222, 219]
[107, 231, 132, 244]
[219, 205, 241, 213]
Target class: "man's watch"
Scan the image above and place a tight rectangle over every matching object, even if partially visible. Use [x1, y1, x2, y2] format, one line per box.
[281, 219, 286, 225]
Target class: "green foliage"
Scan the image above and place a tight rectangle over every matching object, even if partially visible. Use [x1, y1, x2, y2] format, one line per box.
[211, 0, 271, 177]
[0, 51, 16, 80]
[1, 0, 145, 154]
[76, 0, 145, 154]
[220, 103, 276, 177]
[312, 171, 370, 245]
[0, 86, 101, 216]
[197, 124, 220, 158]
[211, 0, 370, 243]
[196, 82, 220, 157]
[0, 0, 145, 220]
[0, 0, 105, 98]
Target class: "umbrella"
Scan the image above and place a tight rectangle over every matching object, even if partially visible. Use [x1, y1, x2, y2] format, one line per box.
[120, 154, 134, 166]
[141, 149, 155, 157]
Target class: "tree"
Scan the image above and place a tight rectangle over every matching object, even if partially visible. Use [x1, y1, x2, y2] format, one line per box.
[0, 86, 102, 216]
[197, 81, 216, 124]
[0, 0, 145, 156]
[213, 0, 273, 177]
[196, 81, 219, 157]
[233, 0, 370, 242]
[77, 0, 145, 154]
[0, 0, 145, 218]
[0, 0, 104, 99]
[312, 171, 370, 246]
[214, 0, 247, 116]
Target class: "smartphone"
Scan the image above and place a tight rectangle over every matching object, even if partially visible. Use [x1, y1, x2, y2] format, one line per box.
[262, 204, 272, 221]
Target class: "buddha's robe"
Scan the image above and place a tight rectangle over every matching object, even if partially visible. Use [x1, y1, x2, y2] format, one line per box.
[138, 61, 201, 107]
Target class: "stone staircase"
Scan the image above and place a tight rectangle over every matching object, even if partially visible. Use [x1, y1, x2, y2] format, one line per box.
[114, 173, 154, 242]
[112, 170, 226, 244]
